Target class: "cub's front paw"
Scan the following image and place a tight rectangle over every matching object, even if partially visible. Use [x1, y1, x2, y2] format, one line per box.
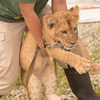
[75, 56, 90, 74]
[89, 63, 100, 74]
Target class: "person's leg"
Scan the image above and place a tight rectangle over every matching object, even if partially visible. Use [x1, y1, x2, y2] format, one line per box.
[64, 68, 100, 100]
[0, 21, 26, 95]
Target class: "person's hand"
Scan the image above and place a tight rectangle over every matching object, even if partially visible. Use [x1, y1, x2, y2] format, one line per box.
[40, 47, 49, 57]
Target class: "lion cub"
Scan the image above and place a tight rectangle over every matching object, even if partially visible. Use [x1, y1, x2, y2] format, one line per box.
[20, 5, 90, 100]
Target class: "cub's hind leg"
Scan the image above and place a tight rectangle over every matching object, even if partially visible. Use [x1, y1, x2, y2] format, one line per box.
[21, 68, 42, 100]
[27, 74, 42, 100]
[40, 64, 68, 100]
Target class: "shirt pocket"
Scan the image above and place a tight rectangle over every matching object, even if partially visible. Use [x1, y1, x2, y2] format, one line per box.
[0, 33, 7, 68]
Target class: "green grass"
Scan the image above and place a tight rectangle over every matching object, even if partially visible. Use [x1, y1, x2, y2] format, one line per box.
[16, 69, 22, 86]
[94, 87, 100, 95]
[91, 49, 100, 62]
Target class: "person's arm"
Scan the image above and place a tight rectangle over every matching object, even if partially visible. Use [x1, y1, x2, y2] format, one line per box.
[52, 0, 68, 13]
[19, 2, 48, 57]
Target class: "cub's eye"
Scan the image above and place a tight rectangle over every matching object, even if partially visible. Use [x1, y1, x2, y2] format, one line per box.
[74, 27, 77, 31]
[61, 30, 67, 34]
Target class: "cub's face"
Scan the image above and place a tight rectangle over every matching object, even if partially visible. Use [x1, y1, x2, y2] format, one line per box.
[43, 5, 79, 50]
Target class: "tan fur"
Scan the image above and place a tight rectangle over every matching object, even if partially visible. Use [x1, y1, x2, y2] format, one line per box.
[20, 5, 92, 100]
[71, 37, 100, 74]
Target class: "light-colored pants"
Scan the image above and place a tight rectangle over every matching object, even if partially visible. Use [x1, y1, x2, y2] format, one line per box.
[0, 4, 52, 95]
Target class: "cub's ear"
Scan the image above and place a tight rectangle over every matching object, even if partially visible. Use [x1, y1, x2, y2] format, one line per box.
[43, 14, 58, 29]
[69, 5, 79, 20]
[69, 7, 74, 12]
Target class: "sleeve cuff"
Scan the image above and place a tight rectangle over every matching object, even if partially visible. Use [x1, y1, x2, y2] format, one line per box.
[18, 0, 36, 3]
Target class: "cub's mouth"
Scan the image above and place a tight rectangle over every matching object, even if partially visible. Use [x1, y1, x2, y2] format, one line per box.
[59, 44, 74, 52]
[63, 42, 77, 51]
[53, 39, 77, 51]
[63, 41, 77, 51]
[63, 45, 74, 51]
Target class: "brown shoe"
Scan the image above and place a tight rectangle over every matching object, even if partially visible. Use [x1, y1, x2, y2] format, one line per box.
[0, 95, 2, 98]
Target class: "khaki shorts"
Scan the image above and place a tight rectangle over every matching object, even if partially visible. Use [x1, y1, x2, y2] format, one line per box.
[0, 4, 52, 95]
